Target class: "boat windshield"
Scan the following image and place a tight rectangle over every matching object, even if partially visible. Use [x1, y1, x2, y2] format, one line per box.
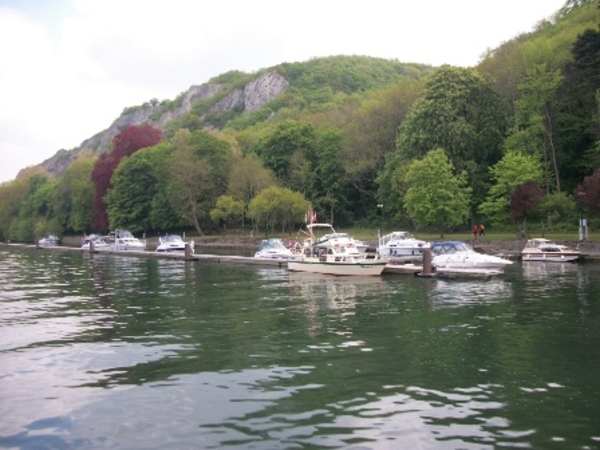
[431, 241, 472, 255]
[257, 239, 286, 251]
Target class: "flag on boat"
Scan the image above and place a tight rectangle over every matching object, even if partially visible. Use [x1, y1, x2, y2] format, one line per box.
[305, 208, 317, 224]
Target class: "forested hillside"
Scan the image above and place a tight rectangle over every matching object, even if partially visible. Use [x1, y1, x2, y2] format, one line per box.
[1, 0, 598, 242]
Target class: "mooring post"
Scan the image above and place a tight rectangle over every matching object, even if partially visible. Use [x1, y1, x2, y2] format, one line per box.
[422, 247, 432, 275]
[184, 242, 193, 261]
[90, 240, 95, 253]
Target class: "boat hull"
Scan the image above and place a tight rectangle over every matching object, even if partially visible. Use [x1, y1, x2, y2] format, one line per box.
[156, 245, 186, 252]
[521, 252, 579, 263]
[520, 238, 580, 263]
[379, 247, 424, 258]
[432, 254, 513, 271]
[288, 258, 386, 276]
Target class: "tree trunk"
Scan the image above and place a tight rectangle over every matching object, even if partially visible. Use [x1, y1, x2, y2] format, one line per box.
[544, 104, 561, 193]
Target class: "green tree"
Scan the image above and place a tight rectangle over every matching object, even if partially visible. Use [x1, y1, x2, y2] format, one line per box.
[341, 80, 423, 224]
[382, 66, 507, 219]
[11, 174, 59, 242]
[227, 153, 276, 229]
[505, 63, 563, 192]
[0, 177, 29, 241]
[403, 149, 472, 237]
[53, 151, 95, 234]
[247, 186, 310, 235]
[479, 150, 543, 225]
[538, 191, 577, 229]
[555, 28, 600, 189]
[210, 195, 245, 229]
[251, 120, 316, 189]
[105, 148, 160, 233]
[311, 128, 346, 224]
[167, 129, 232, 235]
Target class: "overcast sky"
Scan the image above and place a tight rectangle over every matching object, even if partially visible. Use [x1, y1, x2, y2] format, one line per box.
[0, 0, 567, 183]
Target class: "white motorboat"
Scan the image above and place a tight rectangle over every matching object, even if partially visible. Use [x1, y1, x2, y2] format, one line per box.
[254, 238, 294, 259]
[107, 229, 146, 251]
[288, 223, 387, 276]
[38, 234, 60, 246]
[521, 238, 580, 262]
[377, 231, 427, 260]
[430, 241, 513, 272]
[81, 234, 110, 250]
[156, 234, 194, 253]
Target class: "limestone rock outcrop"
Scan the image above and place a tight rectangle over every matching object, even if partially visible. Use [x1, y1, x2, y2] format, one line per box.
[31, 72, 289, 178]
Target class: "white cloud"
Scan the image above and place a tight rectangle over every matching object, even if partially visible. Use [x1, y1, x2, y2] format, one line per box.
[0, 0, 566, 183]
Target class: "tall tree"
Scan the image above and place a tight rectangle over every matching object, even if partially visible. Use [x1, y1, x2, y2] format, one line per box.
[105, 148, 161, 233]
[556, 28, 600, 187]
[53, 151, 95, 234]
[311, 128, 346, 224]
[0, 178, 28, 241]
[382, 66, 507, 219]
[167, 129, 232, 235]
[247, 185, 310, 235]
[505, 64, 563, 192]
[227, 153, 275, 229]
[251, 120, 316, 190]
[13, 174, 58, 242]
[403, 149, 472, 237]
[90, 125, 162, 232]
[479, 150, 543, 225]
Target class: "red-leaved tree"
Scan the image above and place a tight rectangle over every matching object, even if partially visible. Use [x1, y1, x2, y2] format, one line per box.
[574, 167, 600, 216]
[91, 125, 163, 231]
[510, 180, 545, 230]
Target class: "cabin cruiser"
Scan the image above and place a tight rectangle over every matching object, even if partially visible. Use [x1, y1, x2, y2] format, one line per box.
[254, 238, 294, 259]
[38, 234, 60, 246]
[81, 234, 110, 250]
[107, 229, 146, 251]
[288, 223, 386, 276]
[377, 231, 427, 260]
[521, 238, 580, 262]
[155, 234, 194, 253]
[430, 241, 513, 271]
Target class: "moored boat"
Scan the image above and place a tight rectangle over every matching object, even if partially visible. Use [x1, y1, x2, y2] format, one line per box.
[288, 223, 387, 276]
[430, 241, 513, 272]
[521, 238, 580, 262]
[156, 234, 194, 253]
[107, 229, 146, 251]
[377, 231, 427, 260]
[81, 234, 110, 250]
[38, 234, 60, 246]
[254, 238, 294, 259]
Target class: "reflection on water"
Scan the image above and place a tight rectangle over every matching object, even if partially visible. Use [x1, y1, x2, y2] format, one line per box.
[288, 272, 388, 305]
[521, 260, 580, 279]
[426, 277, 513, 309]
[1, 247, 600, 449]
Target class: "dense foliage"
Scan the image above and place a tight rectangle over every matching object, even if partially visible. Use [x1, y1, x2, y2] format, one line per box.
[91, 125, 163, 232]
[0, 0, 598, 242]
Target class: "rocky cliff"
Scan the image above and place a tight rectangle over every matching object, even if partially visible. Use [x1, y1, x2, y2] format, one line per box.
[33, 71, 290, 178]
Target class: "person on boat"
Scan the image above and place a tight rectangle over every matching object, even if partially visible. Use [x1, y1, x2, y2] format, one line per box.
[479, 224, 485, 237]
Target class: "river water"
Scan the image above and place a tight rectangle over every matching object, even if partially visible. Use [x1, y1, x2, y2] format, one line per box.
[1, 247, 599, 449]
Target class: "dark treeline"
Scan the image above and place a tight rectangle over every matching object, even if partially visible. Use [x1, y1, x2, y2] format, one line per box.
[1, 0, 599, 242]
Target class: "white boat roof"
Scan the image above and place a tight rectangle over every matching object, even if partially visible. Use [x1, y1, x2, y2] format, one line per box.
[307, 223, 336, 231]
